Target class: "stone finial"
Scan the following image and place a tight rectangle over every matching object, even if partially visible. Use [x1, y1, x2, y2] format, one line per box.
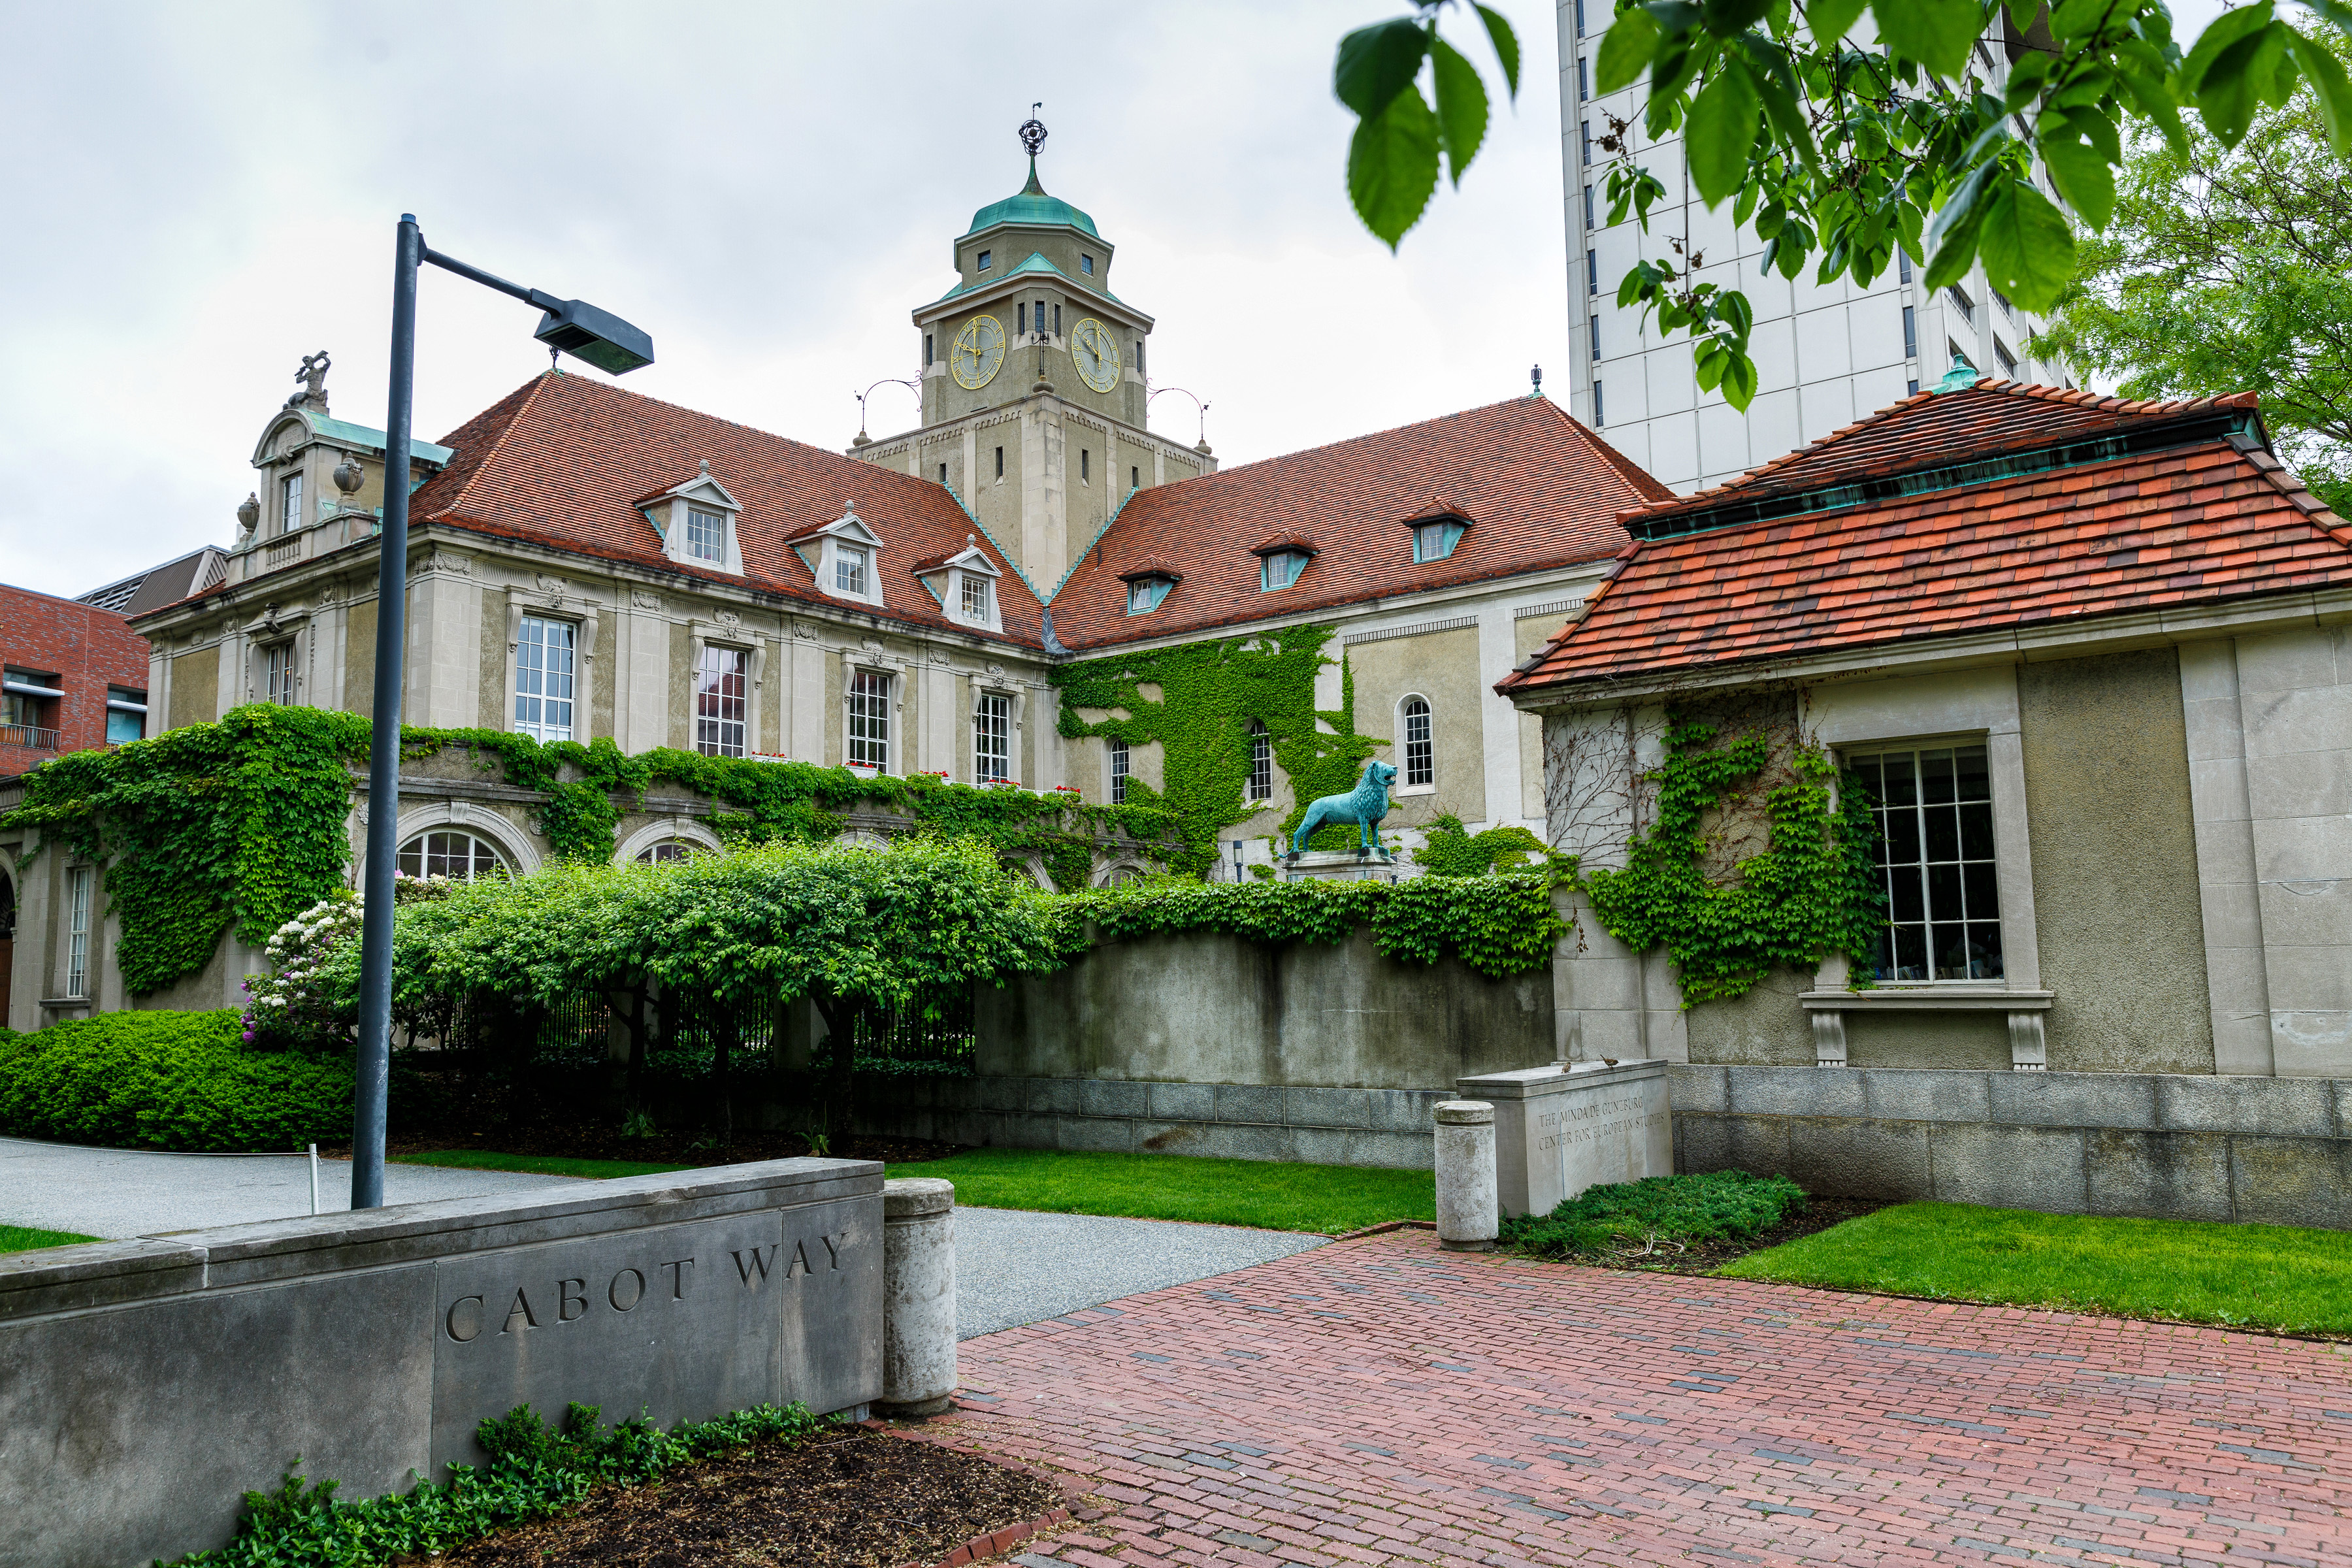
[966, 532, 976, 549]
[698, 459, 711, 475]
[235, 493, 260, 536]
[332, 453, 364, 496]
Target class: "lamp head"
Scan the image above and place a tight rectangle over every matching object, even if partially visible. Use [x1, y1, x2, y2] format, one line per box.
[532, 297, 655, 375]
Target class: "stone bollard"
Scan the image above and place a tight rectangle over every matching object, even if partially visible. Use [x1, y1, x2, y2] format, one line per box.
[1434, 1100, 1499, 1251]
[878, 1177, 957, 1417]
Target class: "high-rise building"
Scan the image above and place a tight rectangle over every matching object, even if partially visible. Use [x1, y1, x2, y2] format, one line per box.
[1556, 1, 2072, 491]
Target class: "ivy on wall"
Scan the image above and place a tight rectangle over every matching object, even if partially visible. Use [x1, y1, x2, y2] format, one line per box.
[1052, 626, 1382, 873]
[0, 706, 1177, 996]
[1579, 720, 1884, 1005]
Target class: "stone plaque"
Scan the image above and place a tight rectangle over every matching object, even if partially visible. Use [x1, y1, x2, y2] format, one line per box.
[1457, 1061, 1673, 1218]
[429, 1196, 877, 1466]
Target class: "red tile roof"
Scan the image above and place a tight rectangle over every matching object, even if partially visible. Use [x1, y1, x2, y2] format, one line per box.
[1049, 398, 1670, 650]
[1503, 383, 2352, 696]
[411, 373, 1049, 645]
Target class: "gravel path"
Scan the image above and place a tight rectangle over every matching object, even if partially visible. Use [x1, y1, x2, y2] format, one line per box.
[954, 1207, 1325, 1338]
[0, 1136, 587, 1238]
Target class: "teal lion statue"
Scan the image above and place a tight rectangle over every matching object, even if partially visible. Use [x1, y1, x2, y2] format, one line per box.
[1290, 760, 1397, 855]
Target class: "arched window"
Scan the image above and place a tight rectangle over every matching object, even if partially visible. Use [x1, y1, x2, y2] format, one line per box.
[397, 831, 508, 880]
[1402, 697, 1433, 787]
[1109, 735, 1130, 804]
[1247, 721, 1273, 803]
[634, 840, 695, 865]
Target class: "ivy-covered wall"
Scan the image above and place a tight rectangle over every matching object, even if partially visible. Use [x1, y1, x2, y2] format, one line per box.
[1052, 625, 1384, 873]
[0, 705, 1178, 998]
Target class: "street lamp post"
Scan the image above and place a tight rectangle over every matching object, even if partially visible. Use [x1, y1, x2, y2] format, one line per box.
[350, 214, 655, 1211]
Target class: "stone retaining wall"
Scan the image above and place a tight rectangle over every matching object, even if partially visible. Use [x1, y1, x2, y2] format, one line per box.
[0, 1159, 883, 1568]
[1671, 1064, 2352, 1228]
[857, 1075, 1452, 1169]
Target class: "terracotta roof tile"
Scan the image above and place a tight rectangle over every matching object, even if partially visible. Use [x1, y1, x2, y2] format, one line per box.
[408, 373, 1048, 645]
[1503, 389, 2351, 695]
[1053, 398, 1667, 649]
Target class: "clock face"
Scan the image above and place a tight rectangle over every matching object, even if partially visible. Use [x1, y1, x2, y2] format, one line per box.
[951, 315, 1006, 390]
[1069, 318, 1120, 393]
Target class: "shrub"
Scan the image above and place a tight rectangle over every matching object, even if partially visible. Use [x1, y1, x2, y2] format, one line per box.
[176, 1401, 826, 1568]
[0, 1009, 355, 1152]
[1501, 1170, 1806, 1260]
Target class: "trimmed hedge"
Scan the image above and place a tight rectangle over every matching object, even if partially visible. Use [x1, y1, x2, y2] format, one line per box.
[0, 1009, 354, 1152]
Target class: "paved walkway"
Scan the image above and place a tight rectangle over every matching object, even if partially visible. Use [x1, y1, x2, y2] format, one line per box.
[945, 1230, 2352, 1568]
[956, 1208, 1324, 1339]
[0, 1136, 587, 1237]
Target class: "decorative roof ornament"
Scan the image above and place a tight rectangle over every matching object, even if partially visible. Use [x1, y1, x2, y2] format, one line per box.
[1018, 106, 1047, 159]
[285, 350, 331, 412]
[1935, 353, 1982, 393]
[1531, 363, 1544, 399]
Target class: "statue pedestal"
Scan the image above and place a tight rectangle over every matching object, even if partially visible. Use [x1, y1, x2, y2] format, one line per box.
[1455, 1060, 1672, 1218]
[1282, 849, 1399, 883]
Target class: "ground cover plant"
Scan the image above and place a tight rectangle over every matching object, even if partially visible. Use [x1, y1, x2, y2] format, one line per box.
[880, 1147, 1437, 1234]
[173, 1402, 829, 1568]
[1501, 1170, 1807, 1262]
[1722, 1200, 2352, 1337]
[0, 1224, 101, 1254]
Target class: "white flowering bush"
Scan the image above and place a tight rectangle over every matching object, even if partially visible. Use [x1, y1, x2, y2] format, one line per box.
[241, 873, 452, 1049]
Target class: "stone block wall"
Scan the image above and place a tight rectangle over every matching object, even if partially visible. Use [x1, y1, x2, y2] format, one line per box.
[1672, 1064, 2352, 1228]
[858, 1075, 1450, 1169]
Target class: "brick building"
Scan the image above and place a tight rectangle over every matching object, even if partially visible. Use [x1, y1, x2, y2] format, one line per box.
[1, 581, 154, 776]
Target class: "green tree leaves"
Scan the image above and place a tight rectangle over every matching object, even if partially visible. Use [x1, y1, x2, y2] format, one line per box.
[1337, 1, 1521, 248]
[1686, 52, 1760, 204]
[1976, 179, 2076, 312]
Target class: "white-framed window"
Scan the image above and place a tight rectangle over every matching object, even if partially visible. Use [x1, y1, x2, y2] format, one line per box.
[836, 545, 871, 596]
[974, 692, 1011, 783]
[1850, 744, 2003, 982]
[1413, 522, 1465, 563]
[65, 864, 92, 998]
[961, 572, 993, 621]
[397, 831, 507, 880]
[263, 642, 296, 705]
[848, 670, 890, 770]
[280, 471, 303, 535]
[685, 506, 726, 564]
[1126, 577, 1171, 615]
[1260, 551, 1307, 591]
[636, 840, 694, 864]
[1247, 720, 1273, 803]
[514, 616, 576, 742]
[1109, 735, 1130, 804]
[695, 645, 748, 758]
[1403, 696, 1433, 787]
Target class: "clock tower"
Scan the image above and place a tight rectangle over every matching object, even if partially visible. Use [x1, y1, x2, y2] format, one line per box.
[848, 116, 1215, 598]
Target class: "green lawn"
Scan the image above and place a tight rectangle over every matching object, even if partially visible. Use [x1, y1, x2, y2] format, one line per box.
[881, 1148, 1435, 1234]
[397, 1145, 1433, 1234]
[398, 1150, 695, 1180]
[1, 1224, 101, 1255]
[1723, 1201, 2352, 1336]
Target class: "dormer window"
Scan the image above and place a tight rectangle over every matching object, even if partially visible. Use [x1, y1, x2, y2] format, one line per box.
[1122, 570, 1177, 615]
[836, 544, 871, 595]
[1413, 519, 1467, 563]
[1260, 551, 1308, 591]
[686, 506, 727, 563]
[638, 461, 744, 576]
[962, 572, 992, 620]
[977, 249, 992, 271]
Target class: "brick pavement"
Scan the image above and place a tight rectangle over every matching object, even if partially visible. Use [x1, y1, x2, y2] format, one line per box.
[935, 1230, 2352, 1567]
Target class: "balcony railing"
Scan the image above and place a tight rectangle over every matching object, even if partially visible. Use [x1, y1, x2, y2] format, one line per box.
[1, 723, 60, 750]
[263, 536, 301, 572]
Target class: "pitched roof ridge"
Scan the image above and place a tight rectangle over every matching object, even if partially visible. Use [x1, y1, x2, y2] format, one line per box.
[1162, 395, 1572, 489]
[416, 374, 551, 520]
[1529, 396, 1677, 501]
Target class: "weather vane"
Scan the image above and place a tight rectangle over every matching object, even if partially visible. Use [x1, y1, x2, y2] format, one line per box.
[1019, 105, 1046, 157]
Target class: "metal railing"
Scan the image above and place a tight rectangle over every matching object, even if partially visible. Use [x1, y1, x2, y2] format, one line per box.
[0, 723, 58, 750]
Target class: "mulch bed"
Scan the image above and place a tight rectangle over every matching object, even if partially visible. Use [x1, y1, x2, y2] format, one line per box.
[436, 1428, 1064, 1568]
[1570, 1196, 1887, 1275]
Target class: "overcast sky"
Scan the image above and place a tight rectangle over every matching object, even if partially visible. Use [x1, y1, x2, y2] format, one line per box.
[0, 0, 1576, 599]
[2, 1, 2240, 601]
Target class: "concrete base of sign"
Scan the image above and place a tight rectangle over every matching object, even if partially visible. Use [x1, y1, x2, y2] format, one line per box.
[1457, 1060, 1672, 1218]
[1281, 848, 1403, 883]
[0, 1158, 883, 1568]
